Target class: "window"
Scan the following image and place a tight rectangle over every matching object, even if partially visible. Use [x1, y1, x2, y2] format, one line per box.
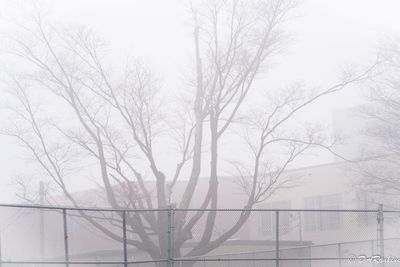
[356, 190, 400, 225]
[356, 191, 377, 226]
[258, 201, 291, 236]
[304, 194, 342, 232]
[304, 197, 319, 231]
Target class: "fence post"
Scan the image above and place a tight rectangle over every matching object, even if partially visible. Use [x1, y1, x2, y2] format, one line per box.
[62, 209, 69, 267]
[275, 210, 280, 267]
[0, 232, 2, 267]
[338, 243, 342, 267]
[167, 205, 174, 267]
[39, 181, 45, 261]
[298, 211, 302, 242]
[377, 204, 384, 267]
[122, 210, 128, 267]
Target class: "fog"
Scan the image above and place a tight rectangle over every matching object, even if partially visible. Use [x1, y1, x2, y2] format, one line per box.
[0, 0, 399, 203]
[2, 1, 400, 266]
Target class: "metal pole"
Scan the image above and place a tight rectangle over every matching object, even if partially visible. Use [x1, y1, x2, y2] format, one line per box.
[377, 204, 384, 267]
[62, 209, 69, 267]
[171, 208, 175, 267]
[0, 232, 2, 267]
[167, 205, 174, 267]
[122, 211, 128, 267]
[275, 210, 280, 267]
[338, 243, 342, 267]
[298, 211, 302, 242]
[39, 181, 45, 261]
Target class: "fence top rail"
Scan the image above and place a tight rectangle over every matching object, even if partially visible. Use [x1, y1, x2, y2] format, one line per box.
[0, 203, 398, 213]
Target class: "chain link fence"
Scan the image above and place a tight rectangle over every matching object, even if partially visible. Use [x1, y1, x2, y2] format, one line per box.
[0, 204, 399, 267]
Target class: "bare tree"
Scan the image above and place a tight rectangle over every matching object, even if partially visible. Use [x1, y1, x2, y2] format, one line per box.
[2, 0, 374, 263]
[353, 41, 400, 204]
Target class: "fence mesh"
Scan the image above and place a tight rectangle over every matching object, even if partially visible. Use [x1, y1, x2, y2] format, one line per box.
[0, 205, 399, 266]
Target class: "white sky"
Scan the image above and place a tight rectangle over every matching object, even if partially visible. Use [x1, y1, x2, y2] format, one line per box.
[1, 0, 400, 202]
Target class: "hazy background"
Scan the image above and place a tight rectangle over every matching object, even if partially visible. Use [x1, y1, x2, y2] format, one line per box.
[0, 0, 400, 202]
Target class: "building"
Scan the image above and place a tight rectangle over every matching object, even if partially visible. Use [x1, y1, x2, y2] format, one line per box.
[1, 159, 400, 266]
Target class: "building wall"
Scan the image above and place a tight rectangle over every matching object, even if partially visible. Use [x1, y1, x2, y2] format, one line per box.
[1, 160, 399, 262]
